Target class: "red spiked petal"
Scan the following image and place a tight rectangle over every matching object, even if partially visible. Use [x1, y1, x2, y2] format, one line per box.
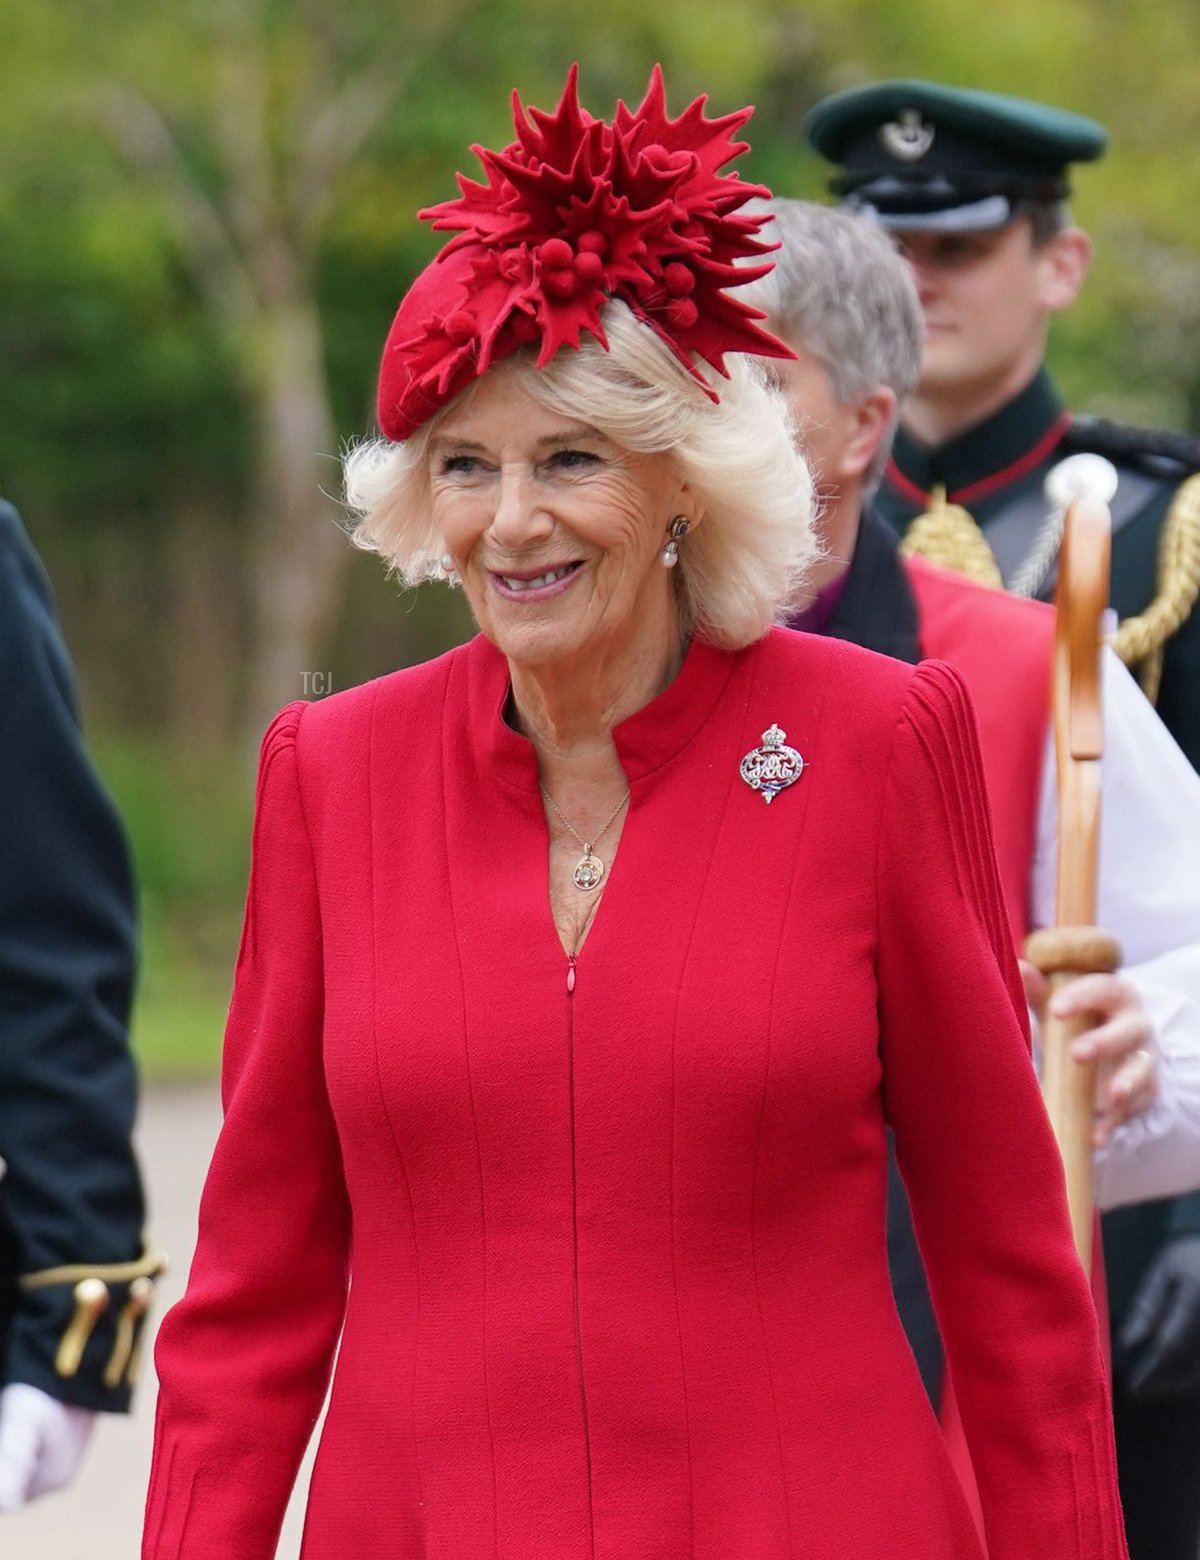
[377, 65, 793, 441]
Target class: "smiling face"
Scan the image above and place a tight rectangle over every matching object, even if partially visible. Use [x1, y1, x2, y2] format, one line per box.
[429, 366, 695, 674]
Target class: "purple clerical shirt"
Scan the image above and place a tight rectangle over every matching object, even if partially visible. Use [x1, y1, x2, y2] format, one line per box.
[785, 570, 850, 636]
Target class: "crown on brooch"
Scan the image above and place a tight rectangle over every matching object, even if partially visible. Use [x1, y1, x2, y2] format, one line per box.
[376, 64, 792, 441]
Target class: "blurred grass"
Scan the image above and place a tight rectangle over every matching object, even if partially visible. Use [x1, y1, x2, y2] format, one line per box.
[132, 913, 234, 1081]
[93, 734, 252, 1080]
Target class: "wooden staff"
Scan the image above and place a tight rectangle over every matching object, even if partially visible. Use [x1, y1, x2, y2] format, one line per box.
[1024, 498, 1122, 1269]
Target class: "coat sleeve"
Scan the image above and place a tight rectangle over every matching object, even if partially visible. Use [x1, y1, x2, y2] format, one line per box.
[0, 500, 149, 1413]
[142, 702, 352, 1560]
[876, 660, 1128, 1560]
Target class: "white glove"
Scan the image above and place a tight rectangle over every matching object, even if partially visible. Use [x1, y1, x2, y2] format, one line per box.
[0, 1383, 95, 1512]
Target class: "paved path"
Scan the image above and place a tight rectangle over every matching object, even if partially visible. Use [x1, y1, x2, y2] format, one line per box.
[2, 1084, 316, 1559]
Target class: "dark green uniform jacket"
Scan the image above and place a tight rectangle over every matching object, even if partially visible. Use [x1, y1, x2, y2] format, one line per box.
[0, 498, 156, 1413]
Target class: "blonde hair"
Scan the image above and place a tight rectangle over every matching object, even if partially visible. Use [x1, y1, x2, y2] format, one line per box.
[344, 301, 817, 649]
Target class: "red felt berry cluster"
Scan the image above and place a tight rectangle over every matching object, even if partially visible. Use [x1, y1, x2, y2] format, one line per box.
[377, 65, 793, 442]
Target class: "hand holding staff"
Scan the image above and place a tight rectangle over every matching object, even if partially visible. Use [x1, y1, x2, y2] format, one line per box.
[1024, 497, 1122, 1268]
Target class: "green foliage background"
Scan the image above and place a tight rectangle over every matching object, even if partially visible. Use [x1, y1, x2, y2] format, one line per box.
[2, 0, 1197, 1075]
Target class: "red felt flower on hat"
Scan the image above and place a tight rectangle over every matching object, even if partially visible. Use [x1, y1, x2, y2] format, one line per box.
[377, 64, 791, 441]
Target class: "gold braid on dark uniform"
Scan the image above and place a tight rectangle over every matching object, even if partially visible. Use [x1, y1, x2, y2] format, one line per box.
[901, 460, 1200, 704]
[1112, 472, 1200, 700]
[19, 1242, 167, 1390]
[898, 486, 1004, 589]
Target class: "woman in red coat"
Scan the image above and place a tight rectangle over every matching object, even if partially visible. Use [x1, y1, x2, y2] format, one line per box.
[142, 68, 1128, 1559]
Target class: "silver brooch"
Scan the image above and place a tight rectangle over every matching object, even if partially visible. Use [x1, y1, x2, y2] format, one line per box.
[740, 724, 805, 804]
[880, 110, 935, 162]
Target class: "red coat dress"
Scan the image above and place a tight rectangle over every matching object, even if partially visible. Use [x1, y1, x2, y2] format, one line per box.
[142, 627, 1128, 1560]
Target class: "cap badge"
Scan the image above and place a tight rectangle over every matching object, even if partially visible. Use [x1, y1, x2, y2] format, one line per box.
[740, 724, 805, 804]
[880, 110, 935, 162]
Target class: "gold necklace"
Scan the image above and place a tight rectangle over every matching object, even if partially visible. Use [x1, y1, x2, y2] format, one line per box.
[540, 784, 630, 892]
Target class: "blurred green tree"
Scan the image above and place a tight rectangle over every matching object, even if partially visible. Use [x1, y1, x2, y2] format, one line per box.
[0, 0, 812, 739]
[2, 0, 1199, 744]
[6, 0, 1199, 1075]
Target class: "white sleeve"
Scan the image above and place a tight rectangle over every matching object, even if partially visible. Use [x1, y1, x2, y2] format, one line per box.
[1094, 982, 1200, 1210]
[1032, 648, 1200, 1210]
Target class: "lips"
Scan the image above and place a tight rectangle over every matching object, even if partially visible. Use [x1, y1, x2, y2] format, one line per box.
[489, 560, 584, 602]
[499, 564, 577, 591]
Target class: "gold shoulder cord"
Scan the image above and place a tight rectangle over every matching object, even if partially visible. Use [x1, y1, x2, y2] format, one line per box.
[898, 485, 1004, 589]
[1111, 473, 1200, 702]
[18, 1243, 167, 1389]
[902, 474, 1200, 703]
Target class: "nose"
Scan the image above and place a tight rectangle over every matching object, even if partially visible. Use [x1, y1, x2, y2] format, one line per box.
[488, 462, 553, 551]
[904, 253, 937, 304]
[903, 249, 942, 310]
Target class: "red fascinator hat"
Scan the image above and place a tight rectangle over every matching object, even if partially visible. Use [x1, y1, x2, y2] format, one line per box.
[376, 64, 793, 442]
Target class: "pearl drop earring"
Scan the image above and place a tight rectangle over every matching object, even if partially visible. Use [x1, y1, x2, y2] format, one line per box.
[661, 516, 690, 568]
[439, 552, 461, 587]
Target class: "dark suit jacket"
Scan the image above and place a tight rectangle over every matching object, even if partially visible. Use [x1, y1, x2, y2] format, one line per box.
[0, 498, 146, 1412]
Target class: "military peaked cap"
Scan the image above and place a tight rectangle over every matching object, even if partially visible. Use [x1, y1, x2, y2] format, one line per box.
[805, 80, 1107, 231]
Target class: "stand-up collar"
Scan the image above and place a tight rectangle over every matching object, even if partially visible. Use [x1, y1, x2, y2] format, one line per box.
[888, 368, 1067, 506]
[466, 631, 739, 794]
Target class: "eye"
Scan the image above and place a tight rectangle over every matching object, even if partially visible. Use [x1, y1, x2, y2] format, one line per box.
[546, 448, 600, 471]
[933, 235, 984, 266]
[440, 454, 482, 475]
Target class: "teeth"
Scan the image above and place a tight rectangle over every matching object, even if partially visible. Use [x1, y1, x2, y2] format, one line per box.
[500, 565, 575, 592]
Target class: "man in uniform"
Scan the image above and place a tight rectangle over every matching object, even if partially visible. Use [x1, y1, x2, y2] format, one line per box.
[0, 494, 162, 1510]
[801, 84, 1200, 1560]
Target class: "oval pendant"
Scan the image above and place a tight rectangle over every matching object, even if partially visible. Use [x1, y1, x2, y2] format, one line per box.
[573, 851, 604, 892]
